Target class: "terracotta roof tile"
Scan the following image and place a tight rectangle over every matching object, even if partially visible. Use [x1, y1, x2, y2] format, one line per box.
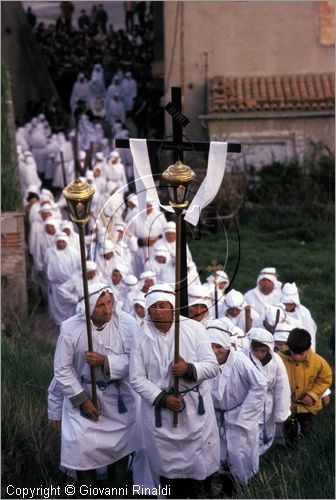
[209, 73, 335, 113]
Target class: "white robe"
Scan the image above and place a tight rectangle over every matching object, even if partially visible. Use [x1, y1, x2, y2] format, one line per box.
[224, 307, 261, 332]
[130, 317, 220, 480]
[129, 209, 167, 273]
[106, 99, 126, 126]
[244, 287, 281, 318]
[58, 273, 101, 317]
[143, 258, 176, 289]
[210, 351, 267, 484]
[45, 245, 81, 325]
[54, 310, 140, 470]
[120, 77, 137, 112]
[285, 305, 317, 351]
[104, 160, 128, 191]
[245, 349, 291, 455]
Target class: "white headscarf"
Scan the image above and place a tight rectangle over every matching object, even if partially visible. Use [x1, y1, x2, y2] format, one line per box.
[163, 221, 176, 233]
[265, 305, 286, 326]
[249, 327, 274, 350]
[76, 283, 114, 319]
[224, 289, 245, 309]
[273, 323, 293, 342]
[280, 282, 300, 305]
[145, 283, 175, 309]
[188, 284, 211, 308]
[257, 267, 278, 286]
[207, 319, 232, 350]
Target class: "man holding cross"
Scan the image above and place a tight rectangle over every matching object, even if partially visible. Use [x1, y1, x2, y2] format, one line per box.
[130, 284, 220, 499]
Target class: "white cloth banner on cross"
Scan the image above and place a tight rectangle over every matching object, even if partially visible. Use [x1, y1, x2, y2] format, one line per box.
[129, 139, 228, 226]
[129, 139, 173, 219]
[184, 141, 228, 226]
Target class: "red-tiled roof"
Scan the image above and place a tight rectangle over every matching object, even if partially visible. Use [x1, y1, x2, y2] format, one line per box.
[209, 73, 335, 113]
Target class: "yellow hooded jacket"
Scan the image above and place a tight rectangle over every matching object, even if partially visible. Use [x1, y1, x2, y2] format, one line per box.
[279, 349, 332, 415]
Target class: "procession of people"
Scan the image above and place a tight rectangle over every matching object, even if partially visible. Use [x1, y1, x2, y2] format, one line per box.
[19, 119, 332, 496]
[12, 3, 333, 498]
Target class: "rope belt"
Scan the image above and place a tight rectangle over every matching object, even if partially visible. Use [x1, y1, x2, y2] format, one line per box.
[155, 383, 205, 428]
[81, 376, 128, 414]
[214, 402, 244, 438]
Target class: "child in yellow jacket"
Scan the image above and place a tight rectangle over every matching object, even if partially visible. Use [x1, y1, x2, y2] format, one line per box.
[279, 328, 332, 441]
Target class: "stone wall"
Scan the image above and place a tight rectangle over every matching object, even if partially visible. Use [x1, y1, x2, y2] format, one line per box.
[1, 211, 28, 321]
[206, 114, 335, 169]
[1, 1, 58, 118]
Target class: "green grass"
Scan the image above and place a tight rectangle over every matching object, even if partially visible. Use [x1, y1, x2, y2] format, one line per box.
[1, 334, 72, 497]
[189, 209, 334, 354]
[189, 209, 335, 499]
[2, 211, 334, 499]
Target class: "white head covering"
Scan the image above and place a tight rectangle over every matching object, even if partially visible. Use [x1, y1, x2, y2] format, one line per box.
[60, 220, 74, 232]
[100, 240, 114, 255]
[140, 270, 156, 281]
[77, 283, 113, 318]
[249, 327, 274, 350]
[26, 184, 40, 195]
[257, 267, 278, 286]
[44, 217, 59, 229]
[215, 270, 229, 284]
[96, 152, 104, 161]
[79, 150, 86, 160]
[274, 322, 293, 342]
[207, 319, 232, 350]
[86, 260, 97, 272]
[115, 222, 126, 231]
[188, 285, 211, 308]
[86, 170, 94, 180]
[154, 246, 170, 259]
[145, 283, 175, 309]
[123, 275, 138, 286]
[163, 221, 176, 233]
[40, 203, 53, 214]
[110, 151, 120, 159]
[224, 289, 245, 309]
[281, 282, 300, 305]
[127, 193, 138, 208]
[55, 232, 69, 243]
[41, 188, 54, 201]
[134, 295, 146, 307]
[265, 305, 286, 326]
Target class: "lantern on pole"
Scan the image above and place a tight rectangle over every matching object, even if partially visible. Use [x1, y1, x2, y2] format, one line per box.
[63, 178, 98, 408]
[162, 160, 196, 426]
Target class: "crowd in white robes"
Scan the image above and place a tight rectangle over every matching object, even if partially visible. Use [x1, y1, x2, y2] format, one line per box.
[16, 119, 326, 494]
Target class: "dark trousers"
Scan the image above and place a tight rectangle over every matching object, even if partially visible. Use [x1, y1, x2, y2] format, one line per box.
[284, 412, 315, 444]
[160, 475, 209, 499]
[76, 454, 130, 488]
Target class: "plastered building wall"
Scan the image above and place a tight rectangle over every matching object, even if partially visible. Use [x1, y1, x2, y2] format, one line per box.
[164, 1, 334, 140]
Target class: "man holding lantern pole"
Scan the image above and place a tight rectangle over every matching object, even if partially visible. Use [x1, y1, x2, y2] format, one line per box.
[53, 282, 140, 488]
[130, 283, 220, 499]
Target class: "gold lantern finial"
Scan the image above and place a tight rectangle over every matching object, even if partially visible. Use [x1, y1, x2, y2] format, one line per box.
[63, 178, 95, 225]
[162, 160, 196, 208]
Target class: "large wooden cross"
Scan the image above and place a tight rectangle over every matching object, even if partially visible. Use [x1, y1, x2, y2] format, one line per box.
[116, 87, 241, 315]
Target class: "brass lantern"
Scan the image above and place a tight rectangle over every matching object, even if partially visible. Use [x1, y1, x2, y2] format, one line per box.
[63, 178, 95, 225]
[162, 160, 196, 209]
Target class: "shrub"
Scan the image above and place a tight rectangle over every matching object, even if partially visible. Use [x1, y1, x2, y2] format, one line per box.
[1, 62, 21, 211]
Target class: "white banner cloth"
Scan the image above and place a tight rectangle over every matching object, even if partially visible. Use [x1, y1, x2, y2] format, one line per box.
[129, 139, 228, 226]
[184, 141, 228, 226]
